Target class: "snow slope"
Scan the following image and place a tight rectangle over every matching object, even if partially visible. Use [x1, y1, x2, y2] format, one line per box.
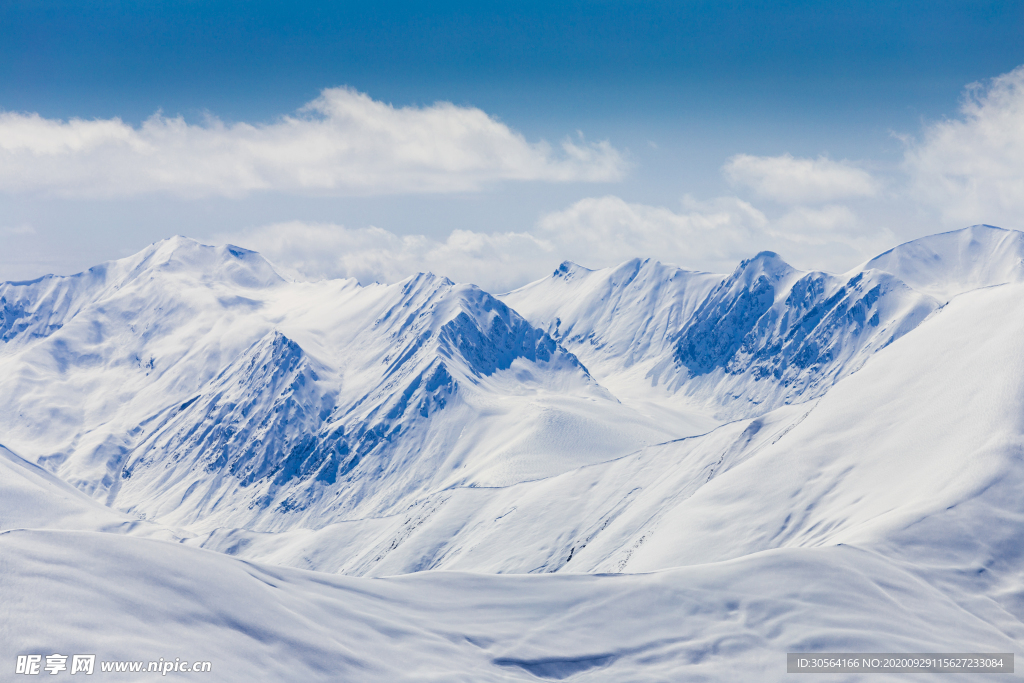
[0, 443, 176, 541]
[187, 404, 812, 575]
[865, 224, 1024, 301]
[2, 530, 1017, 682]
[624, 279, 1024, 581]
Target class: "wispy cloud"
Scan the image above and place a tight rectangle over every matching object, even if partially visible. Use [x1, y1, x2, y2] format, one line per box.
[219, 221, 555, 294]
[534, 195, 771, 272]
[0, 223, 34, 236]
[723, 153, 880, 204]
[221, 193, 893, 293]
[773, 205, 858, 241]
[0, 88, 626, 198]
[17, 66, 1024, 288]
[536, 195, 892, 273]
[222, 199, 769, 294]
[903, 65, 1024, 230]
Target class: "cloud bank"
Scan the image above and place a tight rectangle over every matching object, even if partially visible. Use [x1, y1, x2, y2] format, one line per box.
[0, 88, 625, 198]
[221, 222, 554, 294]
[222, 194, 895, 293]
[222, 197, 779, 293]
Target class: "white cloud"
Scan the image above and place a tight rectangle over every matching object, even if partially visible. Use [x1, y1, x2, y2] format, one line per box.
[773, 205, 858, 240]
[537, 195, 891, 274]
[224, 196, 773, 292]
[222, 197, 769, 293]
[903, 65, 1024, 230]
[769, 204, 896, 262]
[534, 195, 771, 272]
[219, 222, 557, 294]
[724, 153, 880, 204]
[0, 88, 626, 198]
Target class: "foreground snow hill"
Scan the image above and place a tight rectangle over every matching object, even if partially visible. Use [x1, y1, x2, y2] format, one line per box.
[3, 529, 1016, 682]
[4, 262, 1024, 680]
[0, 443, 177, 541]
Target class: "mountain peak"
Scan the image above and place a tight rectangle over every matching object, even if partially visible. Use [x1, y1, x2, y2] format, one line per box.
[552, 261, 591, 280]
[736, 250, 793, 278]
[119, 237, 286, 290]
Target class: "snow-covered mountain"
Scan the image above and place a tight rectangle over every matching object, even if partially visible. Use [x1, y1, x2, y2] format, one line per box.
[2, 225, 1019, 543]
[0, 236, 677, 532]
[188, 256, 1024, 581]
[4, 225, 1024, 681]
[501, 229, 1020, 419]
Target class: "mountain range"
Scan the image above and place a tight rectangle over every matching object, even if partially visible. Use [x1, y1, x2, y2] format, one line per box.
[3, 224, 1023, 681]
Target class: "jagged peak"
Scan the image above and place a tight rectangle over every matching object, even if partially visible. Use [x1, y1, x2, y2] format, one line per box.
[611, 257, 645, 272]
[387, 272, 459, 320]
[608, 256, 711, 281]
[231, 329, 305, 365]
[134, 235, 213, 264]
[727, 250, 797, 287]
[259, 328, 301, 350]
[208, 328, 325, 392]
[552, 260, 592, 280]
[741, 250, 786, 267]
[397, 271, 455, 290]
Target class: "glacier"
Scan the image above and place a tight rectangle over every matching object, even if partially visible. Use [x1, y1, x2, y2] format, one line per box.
[2, 225, 1023, 681]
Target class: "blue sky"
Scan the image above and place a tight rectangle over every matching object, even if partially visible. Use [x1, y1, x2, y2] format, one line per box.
[3, 1, 1024, 288]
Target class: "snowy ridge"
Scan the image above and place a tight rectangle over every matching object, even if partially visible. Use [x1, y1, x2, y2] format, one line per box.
[504, 258, 722, 372]
[865, 224, 1024, 301]
[188, 405, 809, 576]
[670, 256, 938, 412]
[115, 330, 339, 524]
[504, 246, 941, 419]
